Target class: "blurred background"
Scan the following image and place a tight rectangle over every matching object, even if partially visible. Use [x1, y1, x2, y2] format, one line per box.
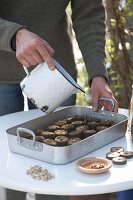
[67, 0, 133, 109]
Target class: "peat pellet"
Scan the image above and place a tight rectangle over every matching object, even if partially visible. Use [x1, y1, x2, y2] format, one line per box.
[47, 125, 60, 131]
[112, 157, 127, 165]
[41, 131, 55, 139]
[120, 151, 133, 159]
[110, 146, 124, 153]
[73, 115, 86, 121]
[64, 117, 74, 124]
[76, 125, 89, 132]
[69, 130, 82, 138]
[82, 129, 97, 139]
[87, 121, 100, 129]
[35, 136, 44, 142]
[55, 136, 68, 146]
[54, 120, 67, 126]
[71, 120, 85, 127]
[100, 119, 113, 126]
[106, 152, 120, 160]
[96, 125, 108, 132]
[54, 129, 68, 137]
[43, 139, 57, 146]
[61, 124, 75, 132]
[67, 137, 81, 145]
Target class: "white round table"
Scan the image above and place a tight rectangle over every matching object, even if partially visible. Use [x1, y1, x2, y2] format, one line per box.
[0, 108, 133, 196]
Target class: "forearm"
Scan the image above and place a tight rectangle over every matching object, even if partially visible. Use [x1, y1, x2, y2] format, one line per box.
[71, 0, 108, 83]
[0, 18, 25, 52]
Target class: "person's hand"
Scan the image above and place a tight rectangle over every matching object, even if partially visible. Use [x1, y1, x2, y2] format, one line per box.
[16, 28, 55, 70]
[91, 76, 118, 112]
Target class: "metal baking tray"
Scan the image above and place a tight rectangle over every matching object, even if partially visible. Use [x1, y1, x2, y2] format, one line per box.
[6, 106, 127, 164]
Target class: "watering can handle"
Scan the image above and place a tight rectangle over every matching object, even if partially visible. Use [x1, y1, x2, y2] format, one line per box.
[23, 62, 54, 76]
[23, 65, 30, 76]
[23, 64, 43, 76]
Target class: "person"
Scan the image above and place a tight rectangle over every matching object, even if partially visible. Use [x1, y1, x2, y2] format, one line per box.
[0, 0, 118, 115]
[117, 190, 133, 200]
[0, 0, 118, 200]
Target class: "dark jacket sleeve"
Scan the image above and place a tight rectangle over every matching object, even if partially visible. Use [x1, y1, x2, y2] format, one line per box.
[0, 18, 25, 52]
[71, 0, 109, 83]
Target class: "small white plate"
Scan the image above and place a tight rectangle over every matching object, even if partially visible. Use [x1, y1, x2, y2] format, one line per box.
[76, 157, 112, 174]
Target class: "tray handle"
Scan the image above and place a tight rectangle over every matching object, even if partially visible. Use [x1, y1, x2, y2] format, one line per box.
[17, 127, 36, 145]
[99, 97, 115, 112]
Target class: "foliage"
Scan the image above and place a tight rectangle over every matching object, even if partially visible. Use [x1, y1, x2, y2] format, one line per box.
[68, 0, 133, 108]
[76, 60, 91, 106]
[105, 0, 133, 108]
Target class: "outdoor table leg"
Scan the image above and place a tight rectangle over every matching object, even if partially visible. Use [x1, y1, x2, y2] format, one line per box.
[25, 193, 36, 200]
[0, 187, 6, 200]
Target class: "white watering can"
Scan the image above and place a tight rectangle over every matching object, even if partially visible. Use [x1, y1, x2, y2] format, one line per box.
[20, 59, 84, 113]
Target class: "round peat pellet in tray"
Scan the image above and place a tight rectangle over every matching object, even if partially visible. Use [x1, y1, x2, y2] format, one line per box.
[54, 120, 67, 126]
[61, 124, 75, 132]
[120, 151, 133, 159]
[106, 152, 120, 160]
[82, 129, 97, 139]
[76, 125, 89, 132]
[43, 139, 57, 146]
[96, 126, 108, 132]
[41, 131, 55, 139]
[100, 119, 113, 126]
[112, 157, 127, 165]
[54, 129, 68, 137]
[64, 117, 74, 124]
[55, 136, 69, 146]
[47, 124, 60, 131]
[69, 130, 82, 138]
[67, 137, 81, 145]
[35, 136, 44, 142]
[73, 115, 86, 121]
[87, 121, 100, 129]
[110, 146, 124, 153]
[71, 120, 85, 127]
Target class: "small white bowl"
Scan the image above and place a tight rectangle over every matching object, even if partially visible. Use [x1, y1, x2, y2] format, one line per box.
[76, 157, 112, 174]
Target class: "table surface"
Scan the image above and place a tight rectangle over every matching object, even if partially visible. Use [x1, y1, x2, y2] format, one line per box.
[0, 107, 133, 196]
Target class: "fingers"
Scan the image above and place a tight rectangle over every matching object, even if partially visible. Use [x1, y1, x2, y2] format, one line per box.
[16, 29, 55, 69]
[92, 95, 112, 112]
[41, 39, 55, 56]
[91, 92, 99, 112]
[28, 49, 44, 64]
[94, 97, 119, 112]
[91, 76, 119, 113]
[16, 51, 38, 67]
[16, 44, 55, 69]
[36, 44, 55, 70]
[19, 57, 31, 68]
